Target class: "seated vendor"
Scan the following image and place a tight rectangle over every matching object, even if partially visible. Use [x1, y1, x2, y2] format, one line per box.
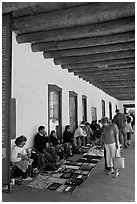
[11, 135, 33, 180]
[49, 130, 64, 159]
[34, 126, 64, 166]
[63, 125, 73, 157]
[74, 124, 87, 149]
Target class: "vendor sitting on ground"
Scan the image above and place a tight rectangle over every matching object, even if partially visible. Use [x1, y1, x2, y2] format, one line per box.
[63, 125, 74, 157]
[34, 126, 64, 167]
[11, 135, 33, 180]
[49, 130, 64, 160]
[73, 124, 87, 150]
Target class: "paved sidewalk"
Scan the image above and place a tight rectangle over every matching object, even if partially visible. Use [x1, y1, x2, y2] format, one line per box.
[2, 136, 135, 202]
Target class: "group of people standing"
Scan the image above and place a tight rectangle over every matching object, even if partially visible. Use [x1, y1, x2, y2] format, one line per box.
[101, 109, 134, 178]
[11, 108, 134, 180]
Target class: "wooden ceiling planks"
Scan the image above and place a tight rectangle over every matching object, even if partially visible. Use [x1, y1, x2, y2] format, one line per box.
[43, 41, 135, 59]
[31, 31, 135, 52]
[2, 2, 135, 101]
[3, 2, 88, 15]
[54, 50, 135, 65]
[73, 67, 135, 76]
[68, 63, 135, 73]
[16, 17, 135, 43]
[12, 3, 134, 34]
[62, 57, 135, 69]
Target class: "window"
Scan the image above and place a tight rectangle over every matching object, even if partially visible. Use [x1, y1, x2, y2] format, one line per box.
[101, 100, 105, 117]
[82, 95, 87, 122]
[91, 107, 97, 121]
[109, 102, 112, 119]
[48, 85, 62, 138]
[69, 91, 78, 133]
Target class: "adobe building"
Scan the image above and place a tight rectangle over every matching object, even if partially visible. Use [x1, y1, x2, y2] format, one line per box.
[2, 2, 135, 201]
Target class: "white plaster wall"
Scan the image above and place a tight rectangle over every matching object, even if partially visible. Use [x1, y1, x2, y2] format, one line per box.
[12, 33, 123, 147]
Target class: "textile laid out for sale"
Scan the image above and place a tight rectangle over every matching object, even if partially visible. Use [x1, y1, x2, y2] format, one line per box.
[29, 146, 104, 193]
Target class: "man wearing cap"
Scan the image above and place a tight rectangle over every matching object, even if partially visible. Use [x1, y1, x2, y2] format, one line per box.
[113, 109, 127, 148]
[73, 124, 87, 149]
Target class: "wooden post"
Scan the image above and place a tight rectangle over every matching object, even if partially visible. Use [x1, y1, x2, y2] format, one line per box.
[2, 13, 12, 192]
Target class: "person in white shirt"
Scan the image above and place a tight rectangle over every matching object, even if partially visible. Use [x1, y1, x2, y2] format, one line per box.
[11, 135, 33, 180]
[126, 116, 133, 145]
[73, 124, 87, 149]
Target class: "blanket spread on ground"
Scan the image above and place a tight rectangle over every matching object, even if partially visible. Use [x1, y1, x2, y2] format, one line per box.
[29, 146, 104, 193]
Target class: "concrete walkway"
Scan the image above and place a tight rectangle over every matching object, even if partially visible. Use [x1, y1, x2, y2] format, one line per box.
[2, 134, 135, 202]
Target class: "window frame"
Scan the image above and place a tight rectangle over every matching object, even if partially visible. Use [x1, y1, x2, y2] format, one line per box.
[101, 100, 105, 117]
[109, 102, 112, 119]
[48, 84, 62, 136]
[69, 91, 78, 133]
[82, 95, 87, 122]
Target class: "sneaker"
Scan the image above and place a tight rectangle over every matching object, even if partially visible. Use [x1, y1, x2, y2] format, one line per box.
[22, 177, 32, 181]
[107, 170, 114, 175]
[113, 173, 119, 178]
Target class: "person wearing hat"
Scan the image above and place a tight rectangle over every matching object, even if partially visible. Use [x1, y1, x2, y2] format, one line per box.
[113, 109, 127, 148]
[73, 123, 87, 150]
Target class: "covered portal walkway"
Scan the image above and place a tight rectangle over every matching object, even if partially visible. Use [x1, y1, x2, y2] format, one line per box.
[2, 131, 135, 202]
[2, 2, 135, 202]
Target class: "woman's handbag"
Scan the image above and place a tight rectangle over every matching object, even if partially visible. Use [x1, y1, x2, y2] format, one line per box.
[114, 156, 125, 169]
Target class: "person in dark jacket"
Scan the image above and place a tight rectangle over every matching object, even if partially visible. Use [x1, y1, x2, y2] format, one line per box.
[113, 109, 127, 148]
[49, 130, 64, 160]
[50, 130, 60, 146]
[34, 126, 61, 165]
[63, 125, 73, 157]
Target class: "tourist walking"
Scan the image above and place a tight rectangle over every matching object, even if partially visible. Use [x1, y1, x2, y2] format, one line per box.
[101, 117, 120, 178]
[126, 116, 133, 146]
[113, 109, 127, 148]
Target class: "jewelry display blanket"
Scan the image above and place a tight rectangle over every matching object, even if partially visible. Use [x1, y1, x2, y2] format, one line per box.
[29, 146, 104, 193]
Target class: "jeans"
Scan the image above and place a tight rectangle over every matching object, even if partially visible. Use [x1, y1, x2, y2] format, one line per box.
[119, 128, 127, 147]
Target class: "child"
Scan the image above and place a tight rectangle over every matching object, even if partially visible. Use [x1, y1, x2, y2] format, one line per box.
[126, 116, 133, 146]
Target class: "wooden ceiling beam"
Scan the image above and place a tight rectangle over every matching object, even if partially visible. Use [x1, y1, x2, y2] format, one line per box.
[82, 71, 135, 76]
[118, 98, 135, 101]
[109, 93, 135, 96]
[114, 94, 135, 97]
[32, 31, 135, 52]
[12, 3, 134, 34]
[16, 17, 135, 44]
[98, 86, 135, 89]
[2, 2, 47, 13]
[79, 74, 135, 79]
[68, 63, 135, 73]
[81, 75, 135, 81]
[62, 57, 135, 69]
[107, 95, 135, 100]
[94, 82, 135, 86]
[54, 50, 134, 65]
[2, 2, 88, 14]
[11, 3, 89, 18]
[43, 41, 135, 59]
[104, 88, 135, 92]
[73, 67, 134, 75]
